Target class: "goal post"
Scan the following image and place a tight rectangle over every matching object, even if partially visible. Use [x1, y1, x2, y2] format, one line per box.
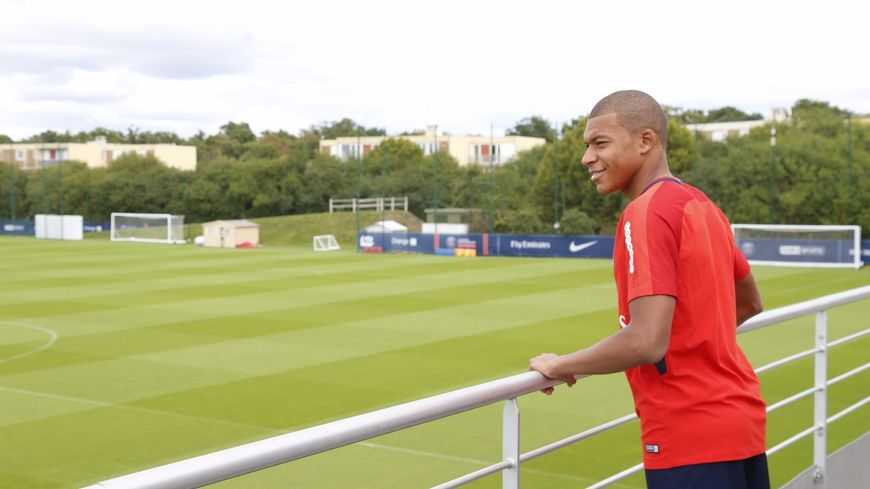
[111, 213, 186, 244]
[732, 224, 862, 269]
[313, 234, 340, 252]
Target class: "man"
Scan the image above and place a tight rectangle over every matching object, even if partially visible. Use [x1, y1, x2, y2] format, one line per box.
[529, 90, 769, 489]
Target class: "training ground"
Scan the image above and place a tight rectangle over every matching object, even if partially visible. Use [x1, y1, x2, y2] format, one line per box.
[0, 237, 867, 488]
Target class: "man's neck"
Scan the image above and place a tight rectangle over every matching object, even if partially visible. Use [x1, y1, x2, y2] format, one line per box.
[624, 157, 672, 200]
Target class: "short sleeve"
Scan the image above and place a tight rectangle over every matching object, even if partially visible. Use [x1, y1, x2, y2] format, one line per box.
[734, 246, 751, 281]
[622, 204, 680, 303]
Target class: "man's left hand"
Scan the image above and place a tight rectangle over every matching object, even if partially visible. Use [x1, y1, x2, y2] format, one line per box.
[529, 353, 575, 395]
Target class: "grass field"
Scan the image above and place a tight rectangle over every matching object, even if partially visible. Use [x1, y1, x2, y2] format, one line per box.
[0, 237, 867, 489]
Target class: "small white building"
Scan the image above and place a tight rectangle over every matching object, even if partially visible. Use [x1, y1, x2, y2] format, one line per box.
[202, 220, 260, 248]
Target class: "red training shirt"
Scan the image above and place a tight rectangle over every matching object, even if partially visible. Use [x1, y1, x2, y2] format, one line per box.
[613, 178, 766, 469]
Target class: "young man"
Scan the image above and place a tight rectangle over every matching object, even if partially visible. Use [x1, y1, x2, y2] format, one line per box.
[529, 90, 769, 489]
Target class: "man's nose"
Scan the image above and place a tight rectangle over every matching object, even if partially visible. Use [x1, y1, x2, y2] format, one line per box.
[581, 147, 595, 167]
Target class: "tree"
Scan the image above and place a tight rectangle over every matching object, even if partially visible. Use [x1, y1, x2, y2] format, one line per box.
[507, 116, 557, 143]
[704, 106, 763, 122]
[0, 134, 12, 144]
[220, 122, 257, 144]
[559, 208, 598, 234]
[493, 207, 545, 234]
[316, 118, 386, 139]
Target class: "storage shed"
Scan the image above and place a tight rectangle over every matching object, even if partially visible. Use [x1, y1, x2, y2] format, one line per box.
[202, 220, 260, 248]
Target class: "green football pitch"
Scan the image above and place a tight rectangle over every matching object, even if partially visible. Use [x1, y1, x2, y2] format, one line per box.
[0, 237, 867, 489]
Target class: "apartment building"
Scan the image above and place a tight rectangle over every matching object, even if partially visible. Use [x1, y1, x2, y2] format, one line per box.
[0, 137, 197, 171]
[320, 127, 545, 166]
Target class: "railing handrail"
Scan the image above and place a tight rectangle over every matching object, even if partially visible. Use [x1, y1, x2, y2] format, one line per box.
[84, 284, 870, 489]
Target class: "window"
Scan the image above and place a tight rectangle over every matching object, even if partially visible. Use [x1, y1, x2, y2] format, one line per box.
[15, 150, 24, 161]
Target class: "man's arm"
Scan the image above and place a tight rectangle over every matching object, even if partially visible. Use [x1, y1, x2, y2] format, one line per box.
[529, 295, 675, 384]
[735, 272, 763, 326]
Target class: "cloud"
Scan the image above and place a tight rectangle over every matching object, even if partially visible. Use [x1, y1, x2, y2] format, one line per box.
[0, 25, 255, 80]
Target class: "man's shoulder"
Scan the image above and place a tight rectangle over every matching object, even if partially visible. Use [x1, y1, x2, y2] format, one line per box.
[624, 180, 699, 222]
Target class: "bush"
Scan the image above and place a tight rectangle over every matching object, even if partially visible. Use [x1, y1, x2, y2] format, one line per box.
[559, 208, 598, 234]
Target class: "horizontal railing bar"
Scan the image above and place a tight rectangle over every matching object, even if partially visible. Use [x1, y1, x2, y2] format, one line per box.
[738, 285, 870, 333]
[767, 426, 816, 456]
[430, 461, 511, 489]
[520, 413, 638, 463]
[827, 327, 870, 348]
[828, 362, 870, 387]
[585, 463, 644, 489]
[827, 396, 870, 424]
[84, 372, 561, 489]
[766, 386, 820, 414]
[754, 348, 818, 374]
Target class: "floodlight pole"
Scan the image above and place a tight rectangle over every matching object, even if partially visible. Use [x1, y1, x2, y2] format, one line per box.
[768, 125, 777, 222]
[356, 130, 361, 253]
[846, 113, 855, 209]
[7, 168, 15, 220]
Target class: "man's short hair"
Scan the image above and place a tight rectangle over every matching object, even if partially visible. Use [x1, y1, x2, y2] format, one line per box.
[589, 90, 668, 150]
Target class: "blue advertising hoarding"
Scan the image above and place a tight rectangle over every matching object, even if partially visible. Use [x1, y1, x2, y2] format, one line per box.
[359, 232, 870, 265]
[0, 219, 34, 236]
[359, 232, 615, 259]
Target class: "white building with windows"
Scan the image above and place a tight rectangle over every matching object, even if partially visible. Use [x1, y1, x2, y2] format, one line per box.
[685, 108, 789, 142]
[319, 127, 545, 166]
[0, 137, 196, 171]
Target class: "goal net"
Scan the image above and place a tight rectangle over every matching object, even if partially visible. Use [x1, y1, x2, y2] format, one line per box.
[111, 213, 185, 244]
[313, 234, 340, 252]
[732, 224, 862, 269]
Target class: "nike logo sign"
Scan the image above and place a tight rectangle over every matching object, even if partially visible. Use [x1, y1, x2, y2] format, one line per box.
[569, 241, 597, 253]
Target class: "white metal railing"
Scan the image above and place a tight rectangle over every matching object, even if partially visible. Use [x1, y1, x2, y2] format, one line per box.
[83, 285, 870, 489]
[329, 197, 409, 213]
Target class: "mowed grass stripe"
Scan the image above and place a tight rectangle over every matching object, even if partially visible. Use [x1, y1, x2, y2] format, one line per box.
[1, 257, 608, 339]
[0, 252, 459, 301]
[0, 267, 611, 377]
[0, 266, 610, 375]
[0, 282, 614, 406]
[0, 255, 538, 314]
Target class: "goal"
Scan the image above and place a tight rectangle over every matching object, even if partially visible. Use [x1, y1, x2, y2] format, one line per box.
[111, 213, 186, 244]
[732, 224, 862, 269]
[313, 234, 340, 252]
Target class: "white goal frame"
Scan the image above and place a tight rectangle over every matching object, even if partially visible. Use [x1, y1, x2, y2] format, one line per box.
[313, 234, 340, 252]
[732, 223, 862, 269]
[111, 212, 186, 245]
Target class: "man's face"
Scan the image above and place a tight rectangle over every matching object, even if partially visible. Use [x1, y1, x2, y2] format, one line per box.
[581, 113, 642, 194]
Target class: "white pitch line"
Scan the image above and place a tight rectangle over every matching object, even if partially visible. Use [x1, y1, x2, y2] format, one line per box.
[359, 442, 491, 466]
[0, 321, 58, 364]
[359, 441, 639, 487]
[0, 384, 273, 434]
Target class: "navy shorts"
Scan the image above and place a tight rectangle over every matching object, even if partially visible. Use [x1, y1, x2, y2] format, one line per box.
[645, 453, 770, 489]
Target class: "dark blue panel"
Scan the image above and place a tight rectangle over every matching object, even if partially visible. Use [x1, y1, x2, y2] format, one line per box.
[491, 234, 614, 258]
[736, 238, 856, 264]
[359, 232, 615, 259]
[0, 219, 34, 235]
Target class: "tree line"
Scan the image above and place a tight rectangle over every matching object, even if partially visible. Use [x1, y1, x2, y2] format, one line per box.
[1, 101, 867, 236]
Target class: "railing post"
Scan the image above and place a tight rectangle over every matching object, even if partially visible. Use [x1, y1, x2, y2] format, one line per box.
[502, 398, 520, 489]
[813, 311, 827, 487]
[329, 198, 334, 213]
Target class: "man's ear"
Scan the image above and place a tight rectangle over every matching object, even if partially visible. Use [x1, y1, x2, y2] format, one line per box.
[638, 129, 657, 155]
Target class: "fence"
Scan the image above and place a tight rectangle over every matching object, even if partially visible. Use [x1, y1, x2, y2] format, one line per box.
[329, 197, 408, 213]
[83, 285, 870, 489]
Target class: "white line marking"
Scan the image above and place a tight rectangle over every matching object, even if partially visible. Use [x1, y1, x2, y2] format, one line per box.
[359, 442, 491, 466]
[360, 441, 640, 487]
[0, 321, 58, 364]
[0, 384, 272, 434]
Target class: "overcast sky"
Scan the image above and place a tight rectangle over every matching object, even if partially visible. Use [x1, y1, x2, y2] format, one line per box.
[2, 0, 868, 140]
